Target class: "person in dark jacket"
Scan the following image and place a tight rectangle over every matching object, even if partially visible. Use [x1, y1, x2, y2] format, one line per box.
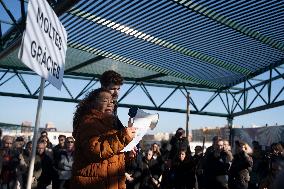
[169, 128, 190, 162]
[203, 139, 231, 189]
[159, 142, 172, 189]
[40, 131, 53, 149]
[20, 141, 42, 189]
[52, 135, 66, 189]
[36, 142, 53, 189]
[57, 137, 74, 189]
[172, 149, 196, 189]
[193, 145, 204, 189]
[125, 150, 142, 189]
[229, 141, 253, 189]
[139, 149, 162, 189]
[0, 136, 19, 189]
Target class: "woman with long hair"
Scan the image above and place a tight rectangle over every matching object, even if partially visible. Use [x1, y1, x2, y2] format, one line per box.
[70, 88, 136, 189]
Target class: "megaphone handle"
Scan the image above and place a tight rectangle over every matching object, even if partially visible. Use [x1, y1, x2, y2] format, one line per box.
[128, 117, 134, 127]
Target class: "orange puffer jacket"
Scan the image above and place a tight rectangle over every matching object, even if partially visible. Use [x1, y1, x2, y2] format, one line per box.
[70, 109, 132, 189]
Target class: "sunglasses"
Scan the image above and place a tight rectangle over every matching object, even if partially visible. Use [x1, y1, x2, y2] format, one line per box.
[67, 141, 74, 143]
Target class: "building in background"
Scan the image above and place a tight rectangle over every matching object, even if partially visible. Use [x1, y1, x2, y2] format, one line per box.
[0, 121, 72, 145]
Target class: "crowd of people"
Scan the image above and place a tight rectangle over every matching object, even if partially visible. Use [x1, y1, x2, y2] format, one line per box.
[125, 129, 284, 189]
[0, 130, 74, 189]
[0, 128, 283, 189]
[0, 70, 283, 189]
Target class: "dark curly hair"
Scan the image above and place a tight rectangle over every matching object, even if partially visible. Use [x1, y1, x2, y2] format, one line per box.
[73, 88, 111, 134]
[100, 70, 123, 88]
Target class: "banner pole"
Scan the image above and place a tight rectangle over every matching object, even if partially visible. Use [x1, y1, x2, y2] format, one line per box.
[26, 77, 45, 189]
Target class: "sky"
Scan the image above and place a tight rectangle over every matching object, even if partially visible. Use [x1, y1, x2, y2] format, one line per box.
[0, 0, 284, 134]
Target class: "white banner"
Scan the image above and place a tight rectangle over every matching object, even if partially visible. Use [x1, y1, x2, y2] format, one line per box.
[18, 0, 67, 90]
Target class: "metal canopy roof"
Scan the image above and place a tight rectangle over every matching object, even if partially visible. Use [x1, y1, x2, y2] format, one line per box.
[1, 0, 283, 89]
[0, 0, 284, 118]
[63, 0, 284, 89]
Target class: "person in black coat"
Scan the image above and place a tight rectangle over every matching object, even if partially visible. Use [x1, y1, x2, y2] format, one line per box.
[169, 128, 191, 162]
[52, 135, 66, 189]
[203, 139, 231, 189]
[229, 141, 253, 189]
[192, 145, 204, 189]
[36, 142, 53, 189]
[172, 149, 196, 189]
[139, 149, 162, 189]
[125, 150, 142, 189]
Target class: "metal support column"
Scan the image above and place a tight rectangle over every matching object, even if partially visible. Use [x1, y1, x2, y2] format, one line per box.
[227, 117, 234, 146]
[186, 92, 190, 140]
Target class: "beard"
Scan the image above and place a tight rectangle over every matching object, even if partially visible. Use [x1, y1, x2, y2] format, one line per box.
[112, 94, 118, 101]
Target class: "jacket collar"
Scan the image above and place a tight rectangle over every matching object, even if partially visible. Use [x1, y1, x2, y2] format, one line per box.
[90, 109, 115, 121]
[91, 109, 104, 119]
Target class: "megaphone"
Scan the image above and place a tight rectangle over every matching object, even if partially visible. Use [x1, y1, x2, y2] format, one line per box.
[128, 107, 159, 130]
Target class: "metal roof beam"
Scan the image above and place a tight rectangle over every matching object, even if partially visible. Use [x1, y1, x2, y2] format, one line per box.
[0, 1, 22, 33]
[0, 19, 14, 25]
[0, 66, 231, 92]
[139, 83, 158, 108]
[0, 73, 16, 86]
[182, 88, 199, 112]
[218, 93, 230, 114]
[0, 91, 228, 117]
[20, 0, 26, 23]
[228, 90, 243, 112]
[227, 59, 284, 90]
[14, 70, 32, 95]
[75, 77, 98, 100]
[118, 82, 138, 103]
[232, 100, 284, 117]
[33, 82, 50, 96]
[246, 83, 267, 109]
[158, 86, 179, 108]
[233, 64, 284, 94]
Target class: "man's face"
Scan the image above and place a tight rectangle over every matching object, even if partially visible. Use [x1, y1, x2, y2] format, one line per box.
[4, 139, 13, 149]
[37, 143, 45, 155]
[58, 137, 65, 145]
[104, 83, 121, 100]
[15, 141, 24, 149]
[216, 140, 224, 152]
[66, 139, 74, 150]
[27, 143, 32, 153]
[146, 150, 153, 160]
[194, 147, 203, 155]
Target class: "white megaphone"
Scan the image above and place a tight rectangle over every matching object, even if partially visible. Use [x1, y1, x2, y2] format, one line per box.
[133, 109, 159, 130]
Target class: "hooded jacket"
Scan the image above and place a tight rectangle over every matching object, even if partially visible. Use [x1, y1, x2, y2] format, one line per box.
[71, 109, 132, 189]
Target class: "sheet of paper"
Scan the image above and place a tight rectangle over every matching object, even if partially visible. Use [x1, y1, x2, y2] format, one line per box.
[121, 110, 159, 152]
